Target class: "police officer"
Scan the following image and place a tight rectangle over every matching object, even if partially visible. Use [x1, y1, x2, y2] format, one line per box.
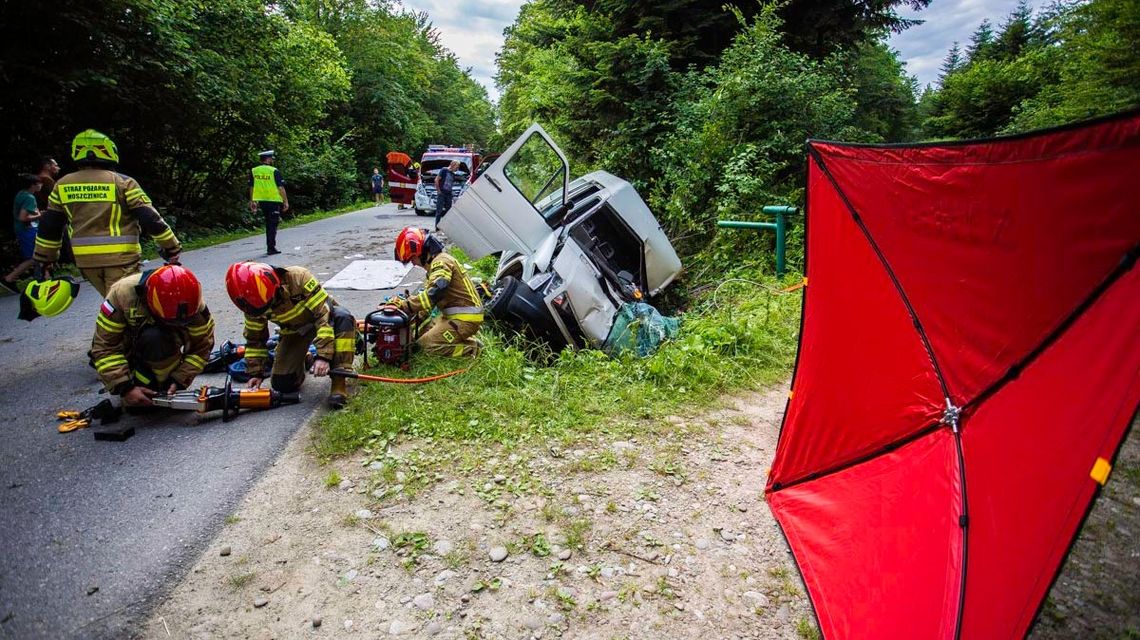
[36, 130, 182, 296]
[224, 261, 355, 408]
[90, 264, 215, 407]
[391, 227, 483, 357]
[249, 150, 289, 256]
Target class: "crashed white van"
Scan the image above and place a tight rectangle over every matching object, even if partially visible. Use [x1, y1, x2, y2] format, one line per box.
[439, 124, 682, 350]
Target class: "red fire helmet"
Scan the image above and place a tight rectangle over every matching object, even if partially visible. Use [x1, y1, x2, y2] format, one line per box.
[145, 264, 201, 323]
[225, 261, 280, 315]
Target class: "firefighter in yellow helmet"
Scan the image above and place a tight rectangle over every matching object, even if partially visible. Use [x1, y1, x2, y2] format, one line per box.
[391, 227, 483, 357]
[35, 130, 182, 296]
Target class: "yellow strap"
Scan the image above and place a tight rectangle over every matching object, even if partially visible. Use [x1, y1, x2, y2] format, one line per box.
[244, 348, 270, 358]
[273, 304, 307, 323]
[304, 289, 329, 311]
[184, 354, 207, 369]
[335, 338, 355, 352]
[316, 326, 335, 339]
[152, 228, 175, 243]
[188, 318, 214, 337]
[445, 313, 484, 323]
[35, 236, 63, 249]
[96, 315, 125, 333]
[72, 242, 141, 256]
[95, 355, 128, 372]
[133, 370, 152, 384]
[110, 203, 121, 236]
[1090, 457, 1112, 486]
[244, 318, 267, 330]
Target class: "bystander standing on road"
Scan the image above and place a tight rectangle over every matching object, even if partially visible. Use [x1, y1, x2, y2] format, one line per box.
[34, 156, 73, 265]
[433, 160, 458, 229]
[3, 174, 42, 291]
[249, 150, 288, 256]
[33, 157, 59, 210]
[371, 167, 384, 204]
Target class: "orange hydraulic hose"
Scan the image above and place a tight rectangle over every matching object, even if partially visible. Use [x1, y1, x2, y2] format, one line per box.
[331, 368, 468, 384]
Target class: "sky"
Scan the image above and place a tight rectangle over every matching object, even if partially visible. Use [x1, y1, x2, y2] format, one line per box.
[890, 0, 1039, 89]
[398, 0, 1038, 101]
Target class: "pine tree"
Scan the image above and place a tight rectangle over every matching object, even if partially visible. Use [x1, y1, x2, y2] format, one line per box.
[966, 19, 995, 62]
[939, 41, 962, 84]
[994, 0, 1033, 60]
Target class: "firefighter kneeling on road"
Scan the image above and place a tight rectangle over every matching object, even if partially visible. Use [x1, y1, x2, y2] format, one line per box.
[90, 265, 215, 408]
[225, 262, 356, 409]
[391, 227, 483, 357]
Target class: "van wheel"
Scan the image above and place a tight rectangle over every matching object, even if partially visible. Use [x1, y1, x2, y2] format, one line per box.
[415, 209, 431, 217]
[487, 276, 520, 319]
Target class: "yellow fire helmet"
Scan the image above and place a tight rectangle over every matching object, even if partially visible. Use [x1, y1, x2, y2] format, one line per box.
[21, 277, 81, 320]
[71, 129, 119, 164]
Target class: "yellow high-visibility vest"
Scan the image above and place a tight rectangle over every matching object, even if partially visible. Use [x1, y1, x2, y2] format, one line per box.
[251, 165, 283, 202]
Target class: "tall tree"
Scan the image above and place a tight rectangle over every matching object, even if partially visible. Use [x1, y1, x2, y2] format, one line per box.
[939, 41, 962, 84]
[993, 0, 1034, 60]
[777, 0, 932, 57]
[966, 19, 995, 62]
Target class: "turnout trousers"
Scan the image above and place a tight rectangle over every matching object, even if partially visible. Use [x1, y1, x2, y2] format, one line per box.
[269, 305, 356, 392]
[416, 317, 481, 357]
[83, 262, 141, 298]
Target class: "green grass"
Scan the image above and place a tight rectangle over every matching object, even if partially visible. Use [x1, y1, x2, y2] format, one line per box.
[796, 617, 821, 640]
[315, 277, 800, 456]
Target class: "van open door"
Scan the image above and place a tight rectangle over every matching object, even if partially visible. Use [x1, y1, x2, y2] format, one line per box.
[440, 124, 569, 259]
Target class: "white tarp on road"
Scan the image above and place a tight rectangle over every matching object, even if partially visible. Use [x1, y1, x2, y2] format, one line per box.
[323, 260, 413, 290]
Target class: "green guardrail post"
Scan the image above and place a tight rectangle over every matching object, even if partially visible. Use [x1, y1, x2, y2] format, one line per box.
[718, 205, 799, 277]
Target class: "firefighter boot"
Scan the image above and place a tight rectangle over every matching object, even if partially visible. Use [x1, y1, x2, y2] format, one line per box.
[327, 375, 348, 410]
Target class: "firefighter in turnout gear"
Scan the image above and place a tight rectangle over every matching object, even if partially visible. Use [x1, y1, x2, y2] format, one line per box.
[392, 227, 483, 357]
[225, 262, 355, 409]
[90, 265, 215, 407]
[36, 130, 182, 296]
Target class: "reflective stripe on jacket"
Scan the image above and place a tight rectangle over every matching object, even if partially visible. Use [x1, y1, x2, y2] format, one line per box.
[90, 271, 215, 393]
[241, 266, 339, 377]
[406, 252, 484, 323]
[36, 169, 180, 268]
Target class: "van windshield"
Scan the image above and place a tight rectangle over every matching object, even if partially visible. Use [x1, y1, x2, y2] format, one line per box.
[421, 158, 471, 180]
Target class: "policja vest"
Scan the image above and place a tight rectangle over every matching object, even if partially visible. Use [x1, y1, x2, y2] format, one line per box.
[251, 165, 283, 203]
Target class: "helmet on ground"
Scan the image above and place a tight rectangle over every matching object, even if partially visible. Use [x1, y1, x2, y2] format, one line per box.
[394, 227, 443, 264]
[145, 265, 202, 323]
[23, 277, 80, 318]
[71, 129, 119, 164]
[225, 261, 280, 315]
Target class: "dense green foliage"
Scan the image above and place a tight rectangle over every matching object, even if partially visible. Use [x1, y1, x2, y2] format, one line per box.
[921, 0, 1140, 137]
[497, 2, 926, 277]
[0, 0, 493, 239]
[496, 0, 1138, 279]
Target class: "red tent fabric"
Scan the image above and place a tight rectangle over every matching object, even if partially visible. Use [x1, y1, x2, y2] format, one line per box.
[766, 111, 1140, 639]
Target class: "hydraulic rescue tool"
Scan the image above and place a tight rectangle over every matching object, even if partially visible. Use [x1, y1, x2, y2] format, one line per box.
[150, 377, 301, 422]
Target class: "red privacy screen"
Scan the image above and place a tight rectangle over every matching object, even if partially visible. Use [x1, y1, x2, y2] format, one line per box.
[766, 111, 1140, 639]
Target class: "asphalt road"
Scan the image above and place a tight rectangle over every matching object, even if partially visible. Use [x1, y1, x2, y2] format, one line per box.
[0, 203, 429, 639]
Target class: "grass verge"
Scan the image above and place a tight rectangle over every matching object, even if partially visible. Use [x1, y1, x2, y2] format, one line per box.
[315, 273, 801, 457]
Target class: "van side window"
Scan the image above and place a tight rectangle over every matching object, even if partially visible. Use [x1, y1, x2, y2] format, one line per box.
[504, 132, 566, 212]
